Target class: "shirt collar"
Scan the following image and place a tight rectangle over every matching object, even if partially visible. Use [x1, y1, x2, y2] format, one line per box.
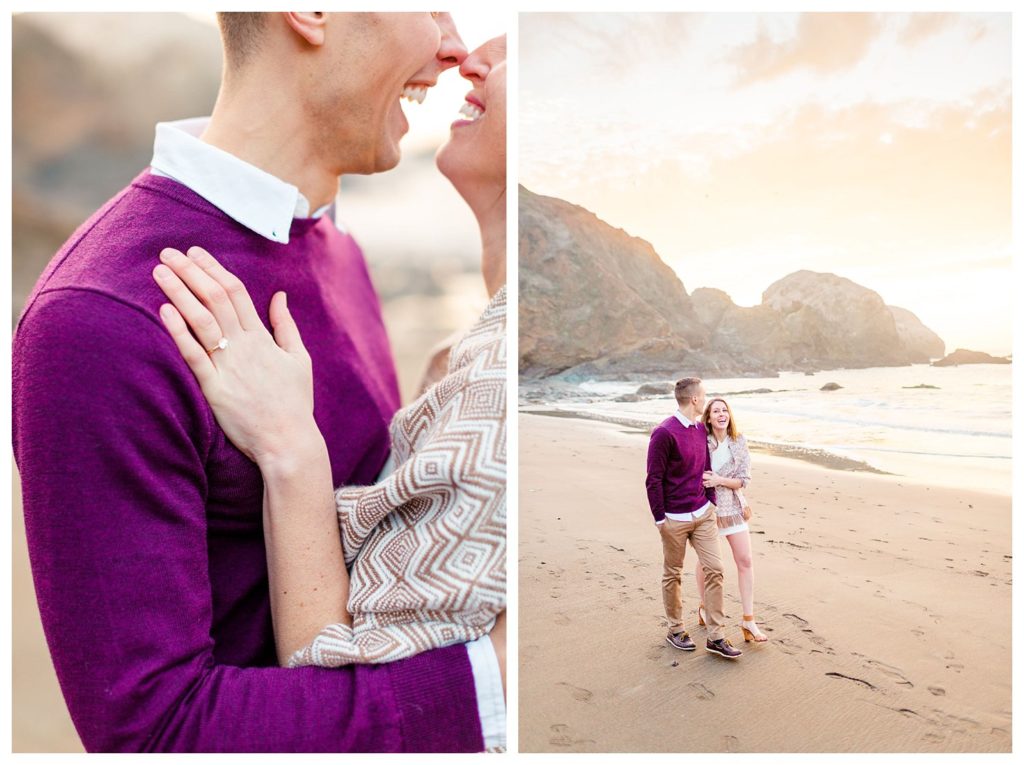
[149, 117, 335, 244]
[674, 410, 696, 428]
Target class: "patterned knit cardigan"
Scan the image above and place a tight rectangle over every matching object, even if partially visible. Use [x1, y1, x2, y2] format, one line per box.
[288, 287, 507, 667]
[708, 433, 751, 529]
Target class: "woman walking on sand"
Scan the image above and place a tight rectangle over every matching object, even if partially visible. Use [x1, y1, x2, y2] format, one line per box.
[695, 397, 768, 643]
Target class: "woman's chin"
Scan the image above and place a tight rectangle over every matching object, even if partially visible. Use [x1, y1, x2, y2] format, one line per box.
[435, 141, 462, 184]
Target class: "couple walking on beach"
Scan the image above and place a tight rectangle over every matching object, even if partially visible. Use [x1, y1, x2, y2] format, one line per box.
[646, 377, 768, 659]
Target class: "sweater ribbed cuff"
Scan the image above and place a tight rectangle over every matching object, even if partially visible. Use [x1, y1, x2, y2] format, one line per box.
[387, 642, 483, 752]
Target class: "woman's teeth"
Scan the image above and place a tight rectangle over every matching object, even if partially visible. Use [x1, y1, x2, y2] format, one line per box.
[459, 102, 484, 121]
[401, 85, 428, 104]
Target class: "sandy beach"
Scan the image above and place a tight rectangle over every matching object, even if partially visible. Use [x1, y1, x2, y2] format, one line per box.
[519, 410, 1011, 753]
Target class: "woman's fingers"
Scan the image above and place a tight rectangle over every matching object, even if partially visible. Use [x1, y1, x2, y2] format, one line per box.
[268, 291, 307, 356]
[157, 303, 217, 386]
[185, 246, 263, 331]
[158, 248, 242, 336]
[154, 263, 228, 353]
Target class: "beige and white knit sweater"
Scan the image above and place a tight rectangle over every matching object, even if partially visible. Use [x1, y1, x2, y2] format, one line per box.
[288, 287, 507, 667]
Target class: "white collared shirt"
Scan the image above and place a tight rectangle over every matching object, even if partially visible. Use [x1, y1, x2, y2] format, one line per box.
[148, 117, 505, 750]
[674, 409, 696, 428]
[149, 117, 336, 244]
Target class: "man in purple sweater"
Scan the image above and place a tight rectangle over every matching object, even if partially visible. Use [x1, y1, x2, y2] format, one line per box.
[13, 13, 503, 752]
[646, 377, 742, 659]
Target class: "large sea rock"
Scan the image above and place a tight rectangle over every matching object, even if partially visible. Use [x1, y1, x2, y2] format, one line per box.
[519, 185, 709, 378]
[889, 305, 945, 361]
[762, 271, 915, 368]
[932, 348, 1011, 367]
[691, 288, 804, 373]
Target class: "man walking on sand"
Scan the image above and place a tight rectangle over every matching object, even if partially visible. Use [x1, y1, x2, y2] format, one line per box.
[646, 377, 742, 659]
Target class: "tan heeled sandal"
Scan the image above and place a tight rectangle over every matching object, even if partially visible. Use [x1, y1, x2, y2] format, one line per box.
[740, 615, 768, 643]
[697, 602, 706, 627]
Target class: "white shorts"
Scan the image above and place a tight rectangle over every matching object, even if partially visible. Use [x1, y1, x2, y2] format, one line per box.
[720, 521, 749, 537]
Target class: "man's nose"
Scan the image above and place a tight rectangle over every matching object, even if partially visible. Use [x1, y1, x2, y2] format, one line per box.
[437, 30, 468, 71]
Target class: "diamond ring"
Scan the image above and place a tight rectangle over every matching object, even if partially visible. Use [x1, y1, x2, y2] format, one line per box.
[206, 337, 229, 355]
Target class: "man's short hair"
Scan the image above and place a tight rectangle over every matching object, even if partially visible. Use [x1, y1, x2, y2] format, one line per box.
[217, 12, 267, 70]
[674, 377, 702, 405]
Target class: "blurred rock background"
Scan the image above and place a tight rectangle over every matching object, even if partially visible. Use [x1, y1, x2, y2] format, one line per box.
[12, 12, 490, 752]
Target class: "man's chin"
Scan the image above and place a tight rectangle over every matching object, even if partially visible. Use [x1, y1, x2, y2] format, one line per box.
[370, 144, 402, 174]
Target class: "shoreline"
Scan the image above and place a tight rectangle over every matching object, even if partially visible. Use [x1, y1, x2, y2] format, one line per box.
[518, 413, 1011, 753]
[520, 398, 1011, 496]
[523, 406, 896, 477]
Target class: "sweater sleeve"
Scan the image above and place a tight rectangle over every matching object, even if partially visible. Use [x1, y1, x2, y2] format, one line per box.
[13, 289, 482, 753]
[289, 336, 507, 667]
[645, 427, 670, 523]
[718, 435, 752, 487]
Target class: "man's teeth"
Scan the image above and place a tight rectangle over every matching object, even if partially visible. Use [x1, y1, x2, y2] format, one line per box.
[459, 102, 484, 121]
[401, 85, 427, 104]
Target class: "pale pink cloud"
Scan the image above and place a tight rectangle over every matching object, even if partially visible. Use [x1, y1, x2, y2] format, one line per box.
[899, 13, 956, 45]
[730, 13, 881, 86]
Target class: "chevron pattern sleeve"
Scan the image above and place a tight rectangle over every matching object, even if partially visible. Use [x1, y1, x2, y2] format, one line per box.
[725, 435, 752, 488]
[288, 288, 507, 667]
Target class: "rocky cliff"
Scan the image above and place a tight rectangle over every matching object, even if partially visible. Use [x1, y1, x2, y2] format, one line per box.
[13, 14, 223, 321]
[519, 185, 709, 378]
[888, 305, 945, 362]
[520, 189, 948, 379]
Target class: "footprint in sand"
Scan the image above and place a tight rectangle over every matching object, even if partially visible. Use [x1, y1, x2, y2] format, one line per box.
[556, 682, 594, 702]
[553, 613, 571, 626]
[548, 723, 596, 748]
[928, 686, 946, 696]
[825, 672, 877, 691]
[775, 638, 800, 656]
[864, 659, 913, 688]
[688, 682, 715, 701]
[721, 735, 740, 752]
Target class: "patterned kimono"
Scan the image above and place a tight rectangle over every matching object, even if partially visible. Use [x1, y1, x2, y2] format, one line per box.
[288, 287, 507, 666]
[707, 433, 752, 532]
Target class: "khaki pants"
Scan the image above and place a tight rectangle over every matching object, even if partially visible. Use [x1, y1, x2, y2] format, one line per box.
[660, 511, 725, 641]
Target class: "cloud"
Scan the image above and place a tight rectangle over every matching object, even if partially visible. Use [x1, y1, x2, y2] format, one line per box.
[899, 13, 956, 46]
[528, 90, 1010, 269]
[730, 13, 882, 87]
[521, 12, 696, 84]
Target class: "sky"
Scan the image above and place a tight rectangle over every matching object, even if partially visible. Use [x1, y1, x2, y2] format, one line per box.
[521, 13, 1012, 356]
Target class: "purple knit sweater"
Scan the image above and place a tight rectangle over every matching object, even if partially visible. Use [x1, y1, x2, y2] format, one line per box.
[645, 416, 716, 523]
[12, 171, 482, 752]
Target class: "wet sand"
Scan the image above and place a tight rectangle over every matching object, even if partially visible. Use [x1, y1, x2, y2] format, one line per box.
[519, 412, 1011, 752]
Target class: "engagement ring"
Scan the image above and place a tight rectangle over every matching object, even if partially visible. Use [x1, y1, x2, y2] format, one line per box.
[206, 337, 229, 355]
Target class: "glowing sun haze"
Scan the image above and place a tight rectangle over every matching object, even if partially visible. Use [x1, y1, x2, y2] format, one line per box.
[521, 13, 1011, 356]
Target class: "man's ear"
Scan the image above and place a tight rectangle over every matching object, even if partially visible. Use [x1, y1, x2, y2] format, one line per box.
[283, 12, 326, 47]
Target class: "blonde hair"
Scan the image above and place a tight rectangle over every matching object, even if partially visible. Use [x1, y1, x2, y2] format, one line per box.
[703, 397, 740, 440]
